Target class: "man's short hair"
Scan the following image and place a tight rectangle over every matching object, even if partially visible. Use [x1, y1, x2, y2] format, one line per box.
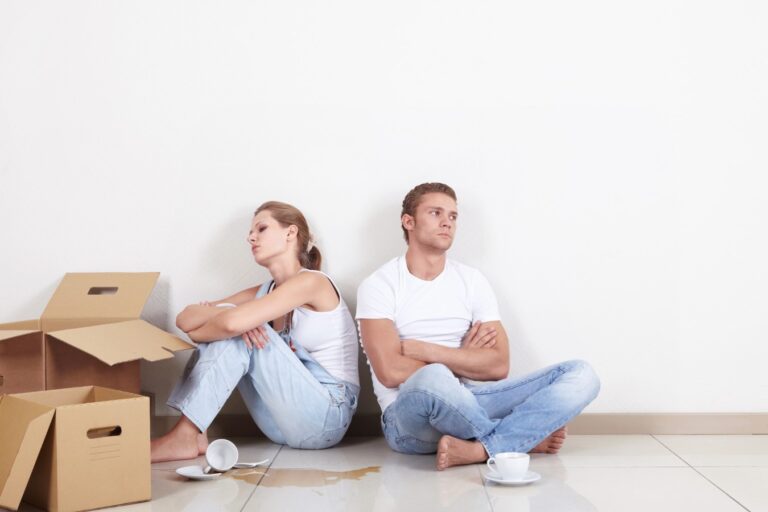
[401, 182, 457, 242]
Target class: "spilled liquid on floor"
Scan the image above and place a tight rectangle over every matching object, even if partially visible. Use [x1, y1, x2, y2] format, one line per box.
[230, 466, 380, 487]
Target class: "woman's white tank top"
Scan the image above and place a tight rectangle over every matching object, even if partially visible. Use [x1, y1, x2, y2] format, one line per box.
[271, 269, 359, 386]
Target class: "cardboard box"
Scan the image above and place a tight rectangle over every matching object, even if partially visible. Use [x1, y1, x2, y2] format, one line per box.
[0, 272, 193, 394]
[0, 386, 151, 512]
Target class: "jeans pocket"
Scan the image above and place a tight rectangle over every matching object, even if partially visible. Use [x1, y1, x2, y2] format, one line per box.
[381, 410, 400, 449]
[325, 383, 346, 406]
[323, 401, 345, 431]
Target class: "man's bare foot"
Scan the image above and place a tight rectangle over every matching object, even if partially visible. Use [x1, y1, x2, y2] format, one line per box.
[436, 435, 487, 470]
[151, 416, 203, 463]
[529, 426, 567, 454]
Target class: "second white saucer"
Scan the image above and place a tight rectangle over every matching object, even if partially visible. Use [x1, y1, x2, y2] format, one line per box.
[484, 470, 541, 486]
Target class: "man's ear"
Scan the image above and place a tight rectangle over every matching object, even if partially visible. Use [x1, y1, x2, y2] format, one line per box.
[402, 214, 415, 233]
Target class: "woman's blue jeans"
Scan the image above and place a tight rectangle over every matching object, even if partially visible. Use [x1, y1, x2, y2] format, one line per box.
[168, 325, 359, 449]
[381, 359, 600, 456]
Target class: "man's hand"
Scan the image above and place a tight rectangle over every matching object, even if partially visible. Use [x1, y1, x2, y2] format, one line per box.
[461, 321, 497, 349]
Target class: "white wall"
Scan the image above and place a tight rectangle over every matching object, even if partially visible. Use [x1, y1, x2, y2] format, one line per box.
[1, 0, 766, 416]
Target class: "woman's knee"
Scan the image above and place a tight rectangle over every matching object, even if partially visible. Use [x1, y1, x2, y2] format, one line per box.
[196, 336, 246, 357]
[190, 338, 251, 378]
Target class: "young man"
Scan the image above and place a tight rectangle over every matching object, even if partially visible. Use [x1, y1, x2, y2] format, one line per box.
[356, 183, 600, 470]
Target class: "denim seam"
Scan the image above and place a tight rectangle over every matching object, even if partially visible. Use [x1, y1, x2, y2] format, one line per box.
[168, 402, 206, 433]
[482, 411, 573, 455]
[470, 366, 567, 396]
[477, 438, 492, 458]
[172, 341, 243, 429]
[393, 433, 439, 450]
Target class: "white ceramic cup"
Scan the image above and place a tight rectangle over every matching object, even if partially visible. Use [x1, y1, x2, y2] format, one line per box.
[486, 452, 530, 480]
[205, 439, 239, 473]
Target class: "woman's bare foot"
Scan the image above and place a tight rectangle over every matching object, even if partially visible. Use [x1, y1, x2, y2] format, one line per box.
[530, 426, 568, 454]
[197, 430, 209, 456]
[436, 435, 487, 470]
[151, 416, 203, 463]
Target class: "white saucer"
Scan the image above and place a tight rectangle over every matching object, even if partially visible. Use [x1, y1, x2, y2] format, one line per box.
[176, 465, 222, 481]
[484, 470, 541, 486]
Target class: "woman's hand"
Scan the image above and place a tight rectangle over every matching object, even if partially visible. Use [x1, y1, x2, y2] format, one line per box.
[242, 324, 270, 349]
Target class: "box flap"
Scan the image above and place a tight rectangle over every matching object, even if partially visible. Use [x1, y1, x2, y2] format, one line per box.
[0, 396, 55, 511]
[48, 320, 193, 365]
[91, 386, 144, 402]
[13, 386, 95, 407]
[0, 330, 39, 343]
[0, 320, 41, 331]
[40, 273, 160, 329]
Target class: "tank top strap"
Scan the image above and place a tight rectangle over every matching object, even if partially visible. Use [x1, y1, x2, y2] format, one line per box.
[298, 268, 341, 299]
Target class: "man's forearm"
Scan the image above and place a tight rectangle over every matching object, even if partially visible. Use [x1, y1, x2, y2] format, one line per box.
[377, 354, 427, 388]
[401, 340, 508, 381]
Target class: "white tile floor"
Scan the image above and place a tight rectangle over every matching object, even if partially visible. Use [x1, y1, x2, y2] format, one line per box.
[17, 435, 768, 511]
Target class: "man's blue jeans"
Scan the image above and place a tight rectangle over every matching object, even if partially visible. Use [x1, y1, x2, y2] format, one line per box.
[167, 325, 359, 449]
[381, 360, 600, 456]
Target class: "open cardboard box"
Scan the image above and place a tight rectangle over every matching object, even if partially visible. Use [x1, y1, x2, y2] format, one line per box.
[0, 272, 193, 394]
[0, 386, 151, 512]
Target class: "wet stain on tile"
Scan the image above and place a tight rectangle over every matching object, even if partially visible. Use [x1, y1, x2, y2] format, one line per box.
[230, 466, 380, 487]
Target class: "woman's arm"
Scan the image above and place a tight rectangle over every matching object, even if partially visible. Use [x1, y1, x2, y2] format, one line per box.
[176, 286, 260, 333]
[187, 272, 330, 343]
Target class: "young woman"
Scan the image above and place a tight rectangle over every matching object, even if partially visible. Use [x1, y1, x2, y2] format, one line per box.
[151, 201, 359, 461]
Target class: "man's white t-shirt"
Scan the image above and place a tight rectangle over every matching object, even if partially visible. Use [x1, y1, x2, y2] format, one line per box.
[355, 256, 501, 412]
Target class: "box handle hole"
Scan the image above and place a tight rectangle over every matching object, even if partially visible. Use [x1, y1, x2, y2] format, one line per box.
[88, 287, 119, 296]
[87, 426, 122, 439]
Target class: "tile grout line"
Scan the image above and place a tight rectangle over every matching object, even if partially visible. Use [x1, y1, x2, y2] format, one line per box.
[239, 445, 284, 512]
[477, 464, 495, 512]
[651, 435, 752, 512]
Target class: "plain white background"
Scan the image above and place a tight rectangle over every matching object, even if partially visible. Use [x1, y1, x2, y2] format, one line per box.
[1, 0, 766, 417]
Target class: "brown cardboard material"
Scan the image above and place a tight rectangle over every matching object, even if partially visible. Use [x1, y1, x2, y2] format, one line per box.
[0, 386, 151, 512]
[0, 332, 44, 393]
[0, 272, 193, 394]
[0, 396, 55, 510]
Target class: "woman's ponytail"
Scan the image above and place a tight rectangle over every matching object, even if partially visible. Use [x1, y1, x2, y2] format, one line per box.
[301, 245, 322, 271]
